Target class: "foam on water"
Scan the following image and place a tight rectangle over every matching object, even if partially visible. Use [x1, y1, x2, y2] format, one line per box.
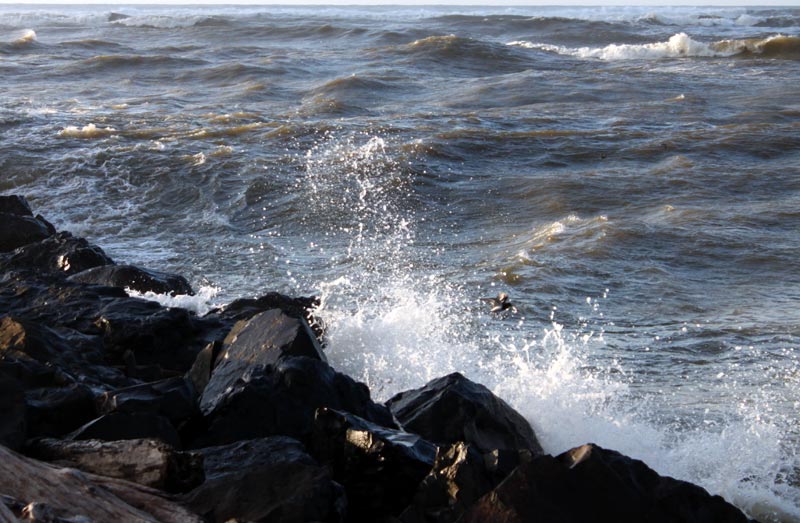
[58, 123, 117, 139]
[301, 132, 800, 523]
[509, 33, 799, 61]
[125, 285, 221, 316]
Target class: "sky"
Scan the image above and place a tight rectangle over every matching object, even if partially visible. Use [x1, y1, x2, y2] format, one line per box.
[0, 0, 792, 5]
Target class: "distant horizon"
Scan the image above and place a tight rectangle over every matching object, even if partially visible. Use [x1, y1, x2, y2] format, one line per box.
[0, 1, 797, 6]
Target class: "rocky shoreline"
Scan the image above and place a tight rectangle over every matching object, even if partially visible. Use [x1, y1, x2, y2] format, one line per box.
[0, 195, 756, 523]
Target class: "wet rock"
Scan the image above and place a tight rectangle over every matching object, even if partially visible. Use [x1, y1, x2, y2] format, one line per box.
[187, 341, 221, 395]
[0, 195, 34, 216]
[311, 408, 437, 522]
[0, 371, 26, 450]
[94, 298, 202, 373]
[25, 382, 96, 437]
[183, 436, 345, 523]
[2, 232, 113, 275]
[387, 373, 543, 455]
[459, 443, 755, 523]
[68, 412, 181, 449]
[191, 356, 393, 448]
[199, 309, 326, 414]
[0, 214, 53, 252]
[28, 437, 204, 493]
[97, 376, 200, 433]
[400, 442, 530, 523]
[0, 444, 203, 522]
[68, 264, 194, 296]
[214, 291, 319, 323]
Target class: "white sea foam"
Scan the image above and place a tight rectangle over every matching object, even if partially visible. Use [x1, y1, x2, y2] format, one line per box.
[11, 29, 37, 45]
[58, 123, 117, 139]
[304, 132, 800, 523]
[125, 285, 221, 316]
[111, 15, 210, 29]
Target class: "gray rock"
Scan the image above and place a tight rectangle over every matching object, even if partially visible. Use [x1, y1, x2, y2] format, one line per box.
[28, 438, 203, 493]
[0, 214, 53, 252]
[0, 195, 34, 216]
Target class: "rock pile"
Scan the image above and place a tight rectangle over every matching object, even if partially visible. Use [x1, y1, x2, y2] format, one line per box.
[0, 195, 756, 522]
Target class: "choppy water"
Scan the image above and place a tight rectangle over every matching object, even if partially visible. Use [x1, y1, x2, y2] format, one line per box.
[1, 4, 799, 520]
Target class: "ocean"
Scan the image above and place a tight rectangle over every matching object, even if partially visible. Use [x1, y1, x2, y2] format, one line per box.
[0, 4, 798, 520]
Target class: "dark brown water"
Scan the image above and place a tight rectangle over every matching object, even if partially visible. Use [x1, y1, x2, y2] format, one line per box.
[0, 5, 798, 520]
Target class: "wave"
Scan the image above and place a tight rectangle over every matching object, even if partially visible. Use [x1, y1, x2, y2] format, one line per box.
[509, 33, 800, 61]
[58, 123, 117, 139]
[110, 14, 221, 29]
[396, 34, 534, 74]
[76, 54, 207, 71]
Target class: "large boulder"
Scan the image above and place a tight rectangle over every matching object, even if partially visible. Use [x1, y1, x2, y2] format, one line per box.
[182, 436, 345, 523]
[97, 377, 200, 430]
[28, 437, 203, 493]
[25, 382, 97, 437]
[2, 231, 113, 275]
[199, 309, 326, 414]
[400, 442, 531, 523]
[0, 195, 34, 216]
[387, 373, 543, 455]
[68, 264, 194, 296]
[191, 356, 393, 448]
[311, 408, 437, 522]
[0, 214, 54, 252]
[459, 443, 755, 523]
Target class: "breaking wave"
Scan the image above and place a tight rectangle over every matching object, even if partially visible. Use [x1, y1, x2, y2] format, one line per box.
[509, 33, 800, 61]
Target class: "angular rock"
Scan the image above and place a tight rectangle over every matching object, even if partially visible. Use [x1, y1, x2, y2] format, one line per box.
[0, 214, 53, 252]
[387, 373, 543, 455]
[199, 309, 325, 414]
[459, 443, 755, 523]
[0, 195, 34, 216]
[400, 442, 531, 523]
[25, 382, 97, 437]
[2, 232, 114, 275]
[191, 356, 393, 448]
[311, 408, 437, 522]
[0, 444, 203, 522]
[183, 436, 345, 523]
[28, 437, 204, 493]
[0, 371, 26, 451]
[68, 264, 194, 296]
[97, 377, 199, 428]
[68, 412, 181, 449]
[187, 341, 221, 395]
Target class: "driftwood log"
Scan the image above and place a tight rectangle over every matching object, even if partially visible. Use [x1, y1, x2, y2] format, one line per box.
[0, 445, 201, 523]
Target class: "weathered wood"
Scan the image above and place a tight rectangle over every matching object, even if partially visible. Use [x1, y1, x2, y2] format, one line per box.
[0, 445, 201, 523]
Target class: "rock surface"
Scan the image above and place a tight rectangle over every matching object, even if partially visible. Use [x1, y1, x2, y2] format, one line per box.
[182, 436, 345, 523]
[68, 264, 194, 296]
[459, 443, 755, 523]
[387, 372, 543, 455]
[27, 437, 204, 493]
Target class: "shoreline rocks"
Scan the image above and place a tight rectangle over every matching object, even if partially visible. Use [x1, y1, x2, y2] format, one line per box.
[0, 195, 758, 522]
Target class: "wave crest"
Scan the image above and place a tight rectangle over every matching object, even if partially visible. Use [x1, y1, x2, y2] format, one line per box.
[509, 33, 800, 61]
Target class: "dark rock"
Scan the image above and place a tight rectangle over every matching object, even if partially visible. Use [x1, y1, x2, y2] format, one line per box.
[387, 373, 543, 455]
[199, 309, 325, 414]
[28, 437, 204, 493]
[2, 231, 114, 275]
[94, 298, 202, 373]
[458, 443, 755, 523]
[0, 195, 33, 216]
[214, 291, 319, 323]
[183, 436, 345, 523]
[311, 408, 437, 521]
[98, 376, 199, 431]
[187, 341, 222, 395]
[0, 213, 53, 252]
[0, 371, 26, 450]
[400, 443, 532, 523]
[68, 264, 194, 296]
[25, 382, 97, 437]
[191, 356, 393, 448]
[68, 412, 181, 449]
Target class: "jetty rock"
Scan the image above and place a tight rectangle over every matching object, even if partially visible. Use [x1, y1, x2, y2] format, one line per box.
[0, 195, 758, 523]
